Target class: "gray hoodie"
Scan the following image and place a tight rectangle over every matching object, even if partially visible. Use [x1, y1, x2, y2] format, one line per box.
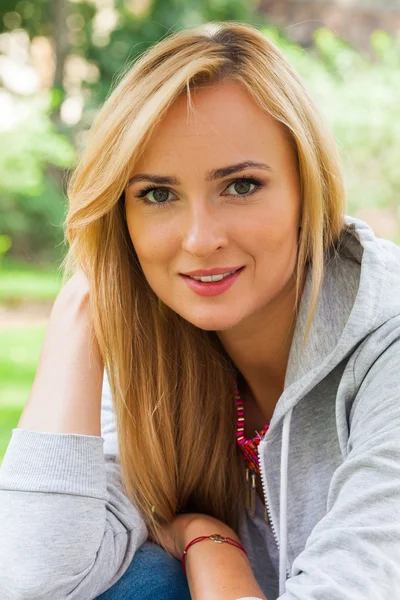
[1, 216, 400, 600]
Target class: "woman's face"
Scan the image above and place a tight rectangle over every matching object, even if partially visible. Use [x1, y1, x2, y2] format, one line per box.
[125, 79, 301, 332]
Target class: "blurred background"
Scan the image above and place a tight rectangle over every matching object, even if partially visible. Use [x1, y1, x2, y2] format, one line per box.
[1, 0, 400, 463]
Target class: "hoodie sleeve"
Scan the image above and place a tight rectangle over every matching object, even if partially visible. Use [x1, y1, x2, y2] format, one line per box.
[280, 335, 400, 600]
[0, 371, 148, 600]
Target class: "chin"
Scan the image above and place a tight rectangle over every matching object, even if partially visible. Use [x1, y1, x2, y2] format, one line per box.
[178, 309, 242, 332]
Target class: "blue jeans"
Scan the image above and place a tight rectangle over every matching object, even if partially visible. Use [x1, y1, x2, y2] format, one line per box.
[95, 541, 191, 600]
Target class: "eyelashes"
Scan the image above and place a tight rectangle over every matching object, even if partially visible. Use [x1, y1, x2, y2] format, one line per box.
[134, 176, 264, 209]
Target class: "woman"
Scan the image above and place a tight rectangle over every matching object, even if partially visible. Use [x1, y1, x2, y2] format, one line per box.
[1, 20, 400, 600]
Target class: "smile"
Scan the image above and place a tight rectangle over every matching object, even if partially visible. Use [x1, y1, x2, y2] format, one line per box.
[188, 269, 239, 282]
[180, 267, 244, 297]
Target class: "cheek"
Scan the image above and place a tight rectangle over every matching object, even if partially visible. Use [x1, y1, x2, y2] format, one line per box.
[126, 214, 178, 269]
[265, 194, 300, 251]
[248, 210, 298, 253]
[249, 213, 300, 282]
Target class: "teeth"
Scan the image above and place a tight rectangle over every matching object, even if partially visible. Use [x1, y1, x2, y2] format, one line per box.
[189, 270, 238, 282]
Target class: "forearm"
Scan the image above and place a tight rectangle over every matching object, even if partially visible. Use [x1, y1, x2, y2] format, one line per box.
[18, 279, 104, 436]
[182, 519, 267, 600]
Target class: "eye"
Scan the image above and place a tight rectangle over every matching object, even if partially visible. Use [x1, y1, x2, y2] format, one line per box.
[135, 186, 176, 206]
[134, 175, 263, 209]
[223, 177, 262, 197]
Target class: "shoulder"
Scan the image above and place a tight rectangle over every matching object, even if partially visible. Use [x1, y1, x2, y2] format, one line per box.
[345, 317, 400, 454]
[352, 315, 400, 389]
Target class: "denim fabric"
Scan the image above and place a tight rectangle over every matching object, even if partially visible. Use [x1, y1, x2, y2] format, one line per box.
[95, 541, 191, 600]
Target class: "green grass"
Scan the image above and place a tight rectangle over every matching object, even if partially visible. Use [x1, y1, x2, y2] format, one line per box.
[0, 326, 46, 406]
[0, 326, 47, 463]
[0, 406, 24, 464]
[0, 260, 62, 304]
[0, 260, 61, 462]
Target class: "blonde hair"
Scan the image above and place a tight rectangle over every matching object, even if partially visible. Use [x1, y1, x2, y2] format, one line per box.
[63, 21, 346, 543]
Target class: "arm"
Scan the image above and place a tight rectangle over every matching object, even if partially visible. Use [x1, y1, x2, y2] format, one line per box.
[156, 513, 266, 600]
[0, 273, 148, 599]
[179, 517, 267, 600]
[17, 270, 103, 436]
[159, 333, 400, 600]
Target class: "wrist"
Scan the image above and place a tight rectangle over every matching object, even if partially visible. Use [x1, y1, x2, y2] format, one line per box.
[178, 516, 238, 557]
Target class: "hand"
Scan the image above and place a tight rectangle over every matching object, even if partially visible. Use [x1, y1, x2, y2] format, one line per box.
[150, 514, 239, 559]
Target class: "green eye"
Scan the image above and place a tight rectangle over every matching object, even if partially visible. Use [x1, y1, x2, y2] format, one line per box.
[146, 189, 171, 203]
[135, 175, 263, 209]
[224, 177, 262, 197]
[228, 180, 255, 195]
[136, 186, 175, 206]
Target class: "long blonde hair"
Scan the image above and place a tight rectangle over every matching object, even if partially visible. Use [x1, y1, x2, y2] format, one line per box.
[63, 21, 346, 542]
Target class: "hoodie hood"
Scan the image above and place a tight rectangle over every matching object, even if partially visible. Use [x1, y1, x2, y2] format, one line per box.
[263, 215, 400, 595]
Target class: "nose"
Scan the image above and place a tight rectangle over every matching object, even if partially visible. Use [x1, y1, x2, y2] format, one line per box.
[181, 201, 228, 259]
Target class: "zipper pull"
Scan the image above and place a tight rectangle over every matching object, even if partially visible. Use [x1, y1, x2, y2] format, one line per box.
[245, 467, 250, 510]
[250, 472, 256, 516]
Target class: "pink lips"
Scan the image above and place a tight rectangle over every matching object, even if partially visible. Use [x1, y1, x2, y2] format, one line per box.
[182, 266, 243, 277]
[180, 267, 244, 297]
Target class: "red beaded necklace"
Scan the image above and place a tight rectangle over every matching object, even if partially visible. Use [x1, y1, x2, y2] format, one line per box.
[235, 379, 270, 523]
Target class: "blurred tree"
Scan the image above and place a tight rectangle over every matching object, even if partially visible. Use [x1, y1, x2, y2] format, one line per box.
[1, 0, 263, 121]
[83, 0, 263, 108]
[0, 0, 264, 263]
[0, 2, 400, 261]
[264, 26, 400, 239]
[0, 100, 75, 262]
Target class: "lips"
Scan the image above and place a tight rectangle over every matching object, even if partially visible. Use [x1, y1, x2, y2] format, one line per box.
[180, 266, 244, 297]
[187, 268, 240, 282]
[181, 266, 244, 277]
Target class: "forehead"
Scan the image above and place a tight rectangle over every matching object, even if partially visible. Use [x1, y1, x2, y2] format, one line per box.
[133, 79, 292, 172]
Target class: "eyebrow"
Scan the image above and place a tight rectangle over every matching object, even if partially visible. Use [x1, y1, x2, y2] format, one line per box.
[127, 160, 273, 187]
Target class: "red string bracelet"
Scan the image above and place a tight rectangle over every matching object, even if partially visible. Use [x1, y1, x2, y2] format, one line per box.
[181, 533, 248, 575]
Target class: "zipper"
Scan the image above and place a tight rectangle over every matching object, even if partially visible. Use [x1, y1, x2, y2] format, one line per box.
[258, 437, 291, 579]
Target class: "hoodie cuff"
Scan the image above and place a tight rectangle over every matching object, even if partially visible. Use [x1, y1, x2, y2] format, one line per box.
[0, 428, 107, 500]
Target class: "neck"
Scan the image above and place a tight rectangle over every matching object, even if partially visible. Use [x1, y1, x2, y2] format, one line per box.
[217, 273, 303, 422]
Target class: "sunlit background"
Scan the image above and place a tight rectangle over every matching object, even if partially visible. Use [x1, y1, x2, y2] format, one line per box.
[1, 0, 400, 462]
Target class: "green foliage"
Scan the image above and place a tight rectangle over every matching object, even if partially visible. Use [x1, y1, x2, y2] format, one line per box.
[263, 27, 400, 226]
[80, 0, 264, 109]
[0, 235, 12, 263]
[1, 2, 400, 262]
[1, 0, 52, 37]
[1, 0, 264, 263]
[0, 100, 75, 196]
[0, 98, 75, 262]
